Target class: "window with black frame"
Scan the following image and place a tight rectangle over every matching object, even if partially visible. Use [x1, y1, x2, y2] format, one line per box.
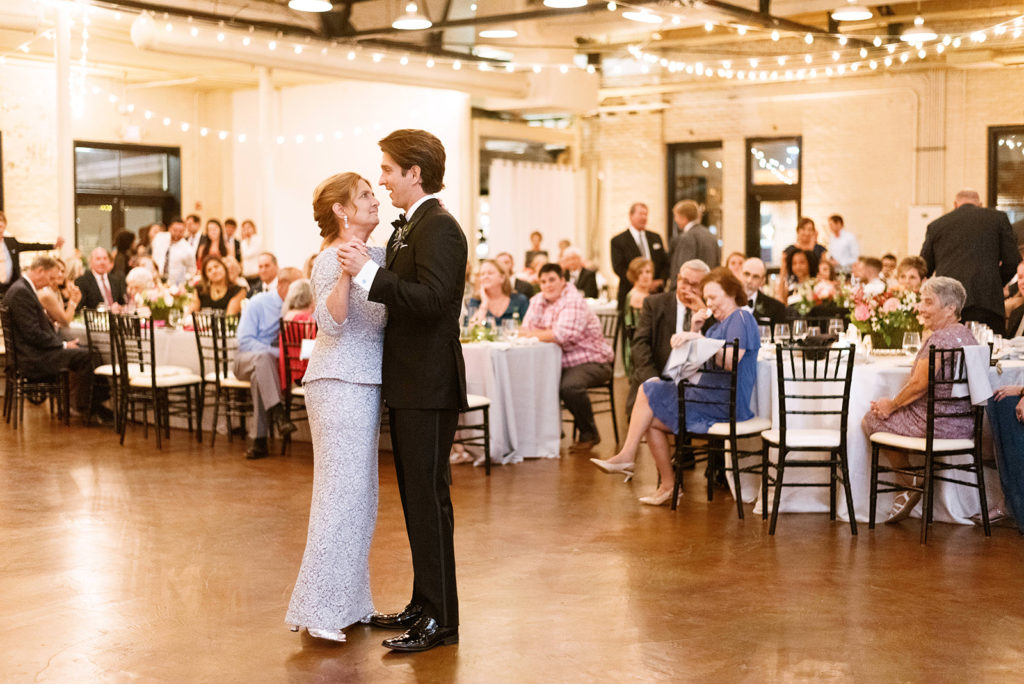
[666, 141, 723, 244]
[989, 126, 1024, 228]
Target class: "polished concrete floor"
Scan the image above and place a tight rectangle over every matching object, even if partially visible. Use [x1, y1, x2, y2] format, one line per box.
[2, 398, 1024, 683]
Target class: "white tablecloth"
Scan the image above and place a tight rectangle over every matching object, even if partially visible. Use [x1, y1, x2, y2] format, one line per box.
[70, 321, 200, 372]
[460, 341, 562, 465]
[735, 351, 1024, 525]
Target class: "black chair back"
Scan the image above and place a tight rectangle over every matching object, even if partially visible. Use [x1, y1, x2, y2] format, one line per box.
[110, 314, 158, 388]
[774, 343, 856, 441]
[0, 305, 19, 373]
[677, 338, 740, 437]
[924, 346, 984, 451]
[596, 311, 619, 359]
[82, 309, 115, 366]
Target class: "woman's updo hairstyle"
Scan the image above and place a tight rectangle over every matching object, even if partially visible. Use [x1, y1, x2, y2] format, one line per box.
[312, 172, 367, 247]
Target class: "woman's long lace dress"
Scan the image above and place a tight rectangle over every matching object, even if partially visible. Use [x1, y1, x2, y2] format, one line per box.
[285, 246, 386, 632]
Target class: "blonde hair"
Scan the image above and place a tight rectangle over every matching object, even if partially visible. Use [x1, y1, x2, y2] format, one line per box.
[312, 172, 369, 249]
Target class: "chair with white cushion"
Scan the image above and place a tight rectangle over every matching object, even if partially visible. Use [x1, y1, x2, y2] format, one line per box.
[112, 313, 203, 449]
[672, 339, 772, 519]
[868, 345, 989, 544]
[761, 343, 857, 535]
[193, 312, 250, 447]
[452, 394, 493, 475]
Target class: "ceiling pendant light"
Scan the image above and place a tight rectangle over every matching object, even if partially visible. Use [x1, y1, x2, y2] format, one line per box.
[901, 15, 937, 43]
[392, 2, 432, 30]
[543, 0, 587, 8]
[288, 0, 333, 12]
[622, 8, 663, 24]
[831, 1, 872, 22]
[479, 28, 518, 39]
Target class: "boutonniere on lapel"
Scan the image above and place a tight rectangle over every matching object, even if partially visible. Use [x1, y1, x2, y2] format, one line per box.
[391, 214, 411, 251]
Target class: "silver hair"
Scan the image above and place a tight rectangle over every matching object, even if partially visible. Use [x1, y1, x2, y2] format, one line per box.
[954, 188, 981, 206]
[125, 266, 155, 291]
[921, 276, 966, 317]
[282, 278, 314, 313]
[679, 259, 711, 275]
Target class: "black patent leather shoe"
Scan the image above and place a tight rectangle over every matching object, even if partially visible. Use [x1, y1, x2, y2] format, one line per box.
[382, 616, 458, 652]
[368, 603, 423, 630]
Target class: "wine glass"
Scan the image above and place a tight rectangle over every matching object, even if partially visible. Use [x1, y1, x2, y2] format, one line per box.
[167, 308, 182, 329]
[792, 319, 808, 340]
[502, 319, 519, 342]
[902, 331, 921, 356]
[774, 323, 791, 343]
[807, 326, 821, 338]
[828, 319, 844, 338]
[759, 325, 772, 345]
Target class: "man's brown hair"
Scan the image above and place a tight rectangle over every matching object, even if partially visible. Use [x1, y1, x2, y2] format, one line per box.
[378, 129, 446, 194]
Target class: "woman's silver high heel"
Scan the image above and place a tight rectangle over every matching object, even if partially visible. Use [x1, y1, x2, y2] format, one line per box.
[290, 625, 346, 642]
[589, 458, 635, 482]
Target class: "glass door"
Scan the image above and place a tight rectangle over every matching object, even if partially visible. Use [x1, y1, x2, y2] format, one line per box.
[745, 136, 802, 268]
[666, 141, 724, 244]
[76, 195, 168, 251]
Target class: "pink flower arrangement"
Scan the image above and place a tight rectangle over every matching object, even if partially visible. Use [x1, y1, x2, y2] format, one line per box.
[847, 284, 922, 348]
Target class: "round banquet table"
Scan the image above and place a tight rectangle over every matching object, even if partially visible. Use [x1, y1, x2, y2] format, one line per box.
[725, 351, 1024, 526]
[459, 340, 562, 465]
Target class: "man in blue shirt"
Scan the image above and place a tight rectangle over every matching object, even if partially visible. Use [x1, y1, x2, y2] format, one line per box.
[234, 265, 302, 459]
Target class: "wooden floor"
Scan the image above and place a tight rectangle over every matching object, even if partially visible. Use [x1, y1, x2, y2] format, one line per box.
[2, 394, 1024, 683]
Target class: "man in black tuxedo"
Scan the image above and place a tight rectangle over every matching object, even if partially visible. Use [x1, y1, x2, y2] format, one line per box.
[740, 257, 787, 326]
[921, 189, 1020, 332]
[0, 210, 64, 296]
[668, 199, 720, 279]
[494, 251, 534, 298]
[340, 129, 466, 653]
[75, 247, 127, 312]
[559, 246, 599, 298]
[3, 255, 107, 421]
[610, 203, 670, 310]
[627, 259, 710, 414]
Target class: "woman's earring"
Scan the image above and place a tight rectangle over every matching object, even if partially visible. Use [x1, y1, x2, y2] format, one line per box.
[342, 213, 349, 229]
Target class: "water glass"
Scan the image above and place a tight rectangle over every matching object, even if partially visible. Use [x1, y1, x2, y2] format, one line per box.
[792, 319, 808, 340]
[861, 334, 873, 357]
[759, 325, 772, 345]
[502, 319, 519, 341]
[774, 323, 791, 343]
[807, 326, 821, 338]
[827, 319, 844, 338]
[167, 309, 182, 329]
[902, 331, 921, 356]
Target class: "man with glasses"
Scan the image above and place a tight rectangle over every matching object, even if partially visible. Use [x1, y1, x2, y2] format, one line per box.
[626, 259, 711, 415]
[741, 257, 787, 326]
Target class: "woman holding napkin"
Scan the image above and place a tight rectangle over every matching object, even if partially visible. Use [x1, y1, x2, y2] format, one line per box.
[591, 268, 759, 506]
[861, 276, 977, 523]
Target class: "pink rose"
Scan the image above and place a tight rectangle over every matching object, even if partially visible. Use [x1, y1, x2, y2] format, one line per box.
[813, 281, 835, 300]
[854, 303, 870, 321]
[881, 297, 901, 313]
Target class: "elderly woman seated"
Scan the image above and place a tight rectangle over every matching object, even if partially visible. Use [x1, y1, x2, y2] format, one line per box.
[125, 266, 156, 300]
[862, 276, 978, 523]
[590, 267, 760, 506]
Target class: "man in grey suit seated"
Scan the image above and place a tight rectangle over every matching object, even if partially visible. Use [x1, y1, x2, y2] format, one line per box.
[234, 265, 302, 459]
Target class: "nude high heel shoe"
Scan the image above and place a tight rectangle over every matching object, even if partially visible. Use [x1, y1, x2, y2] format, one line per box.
[589, 458, 635, 483]
[638, 488, 678, 506]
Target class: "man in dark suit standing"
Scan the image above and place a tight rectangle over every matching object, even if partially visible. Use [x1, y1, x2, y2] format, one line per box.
[627, 259, 710, 415]
[740, 257, 787, 326]
[921, 189, 1020, 332]
[494, 251, 535, 298]
[340, 129, 466, 653]
[668, 200, 720, 280]
[3, 255, 107, 421]
[610, 202, 670, 310]
[559, 246, 599, 299]
[75, 247, 127, 312]
[0, 210, 64, 297]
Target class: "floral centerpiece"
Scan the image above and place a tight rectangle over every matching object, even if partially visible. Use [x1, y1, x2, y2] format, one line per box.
[135, 282, 192, 321]
[848, 282, 923, 349]
[787, 278, 843, 316]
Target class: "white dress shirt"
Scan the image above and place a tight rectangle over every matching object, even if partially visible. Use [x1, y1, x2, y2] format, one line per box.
[165, 239, 197, 286]
[0, 240, 12, 284]
[828, 229, 860, 269]
[628, 226, 651, 260]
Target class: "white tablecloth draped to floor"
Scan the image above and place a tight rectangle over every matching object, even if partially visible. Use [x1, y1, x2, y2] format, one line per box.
[460, 340, 562, 465]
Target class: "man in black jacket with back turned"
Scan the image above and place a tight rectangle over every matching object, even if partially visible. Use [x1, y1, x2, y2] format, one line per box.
[921, 189, 1020, 332]
[0, 210, 64, 297]
[340, 129, 466, 653]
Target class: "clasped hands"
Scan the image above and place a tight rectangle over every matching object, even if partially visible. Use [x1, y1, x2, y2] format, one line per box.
[869, 397, 898, 420]
[336, 238, 370, 277]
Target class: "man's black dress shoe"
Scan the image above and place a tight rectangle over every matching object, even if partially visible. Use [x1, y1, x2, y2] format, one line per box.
[382, 616, 458, 652]
[368, 603, 423, 630]
[245, 437, 269, 460]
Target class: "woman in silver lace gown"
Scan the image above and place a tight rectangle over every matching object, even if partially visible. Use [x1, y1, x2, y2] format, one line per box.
[286, 173, 385, 642]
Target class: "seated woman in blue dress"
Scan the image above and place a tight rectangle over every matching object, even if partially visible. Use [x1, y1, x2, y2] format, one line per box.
[466, 258, 529, 327]
[987, 383, 1024, 533]
[591, 267, 760, 506]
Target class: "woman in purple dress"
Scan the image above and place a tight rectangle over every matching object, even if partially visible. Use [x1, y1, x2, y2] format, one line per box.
[591, 268, 760, 506]
[862, 276, 977, 523]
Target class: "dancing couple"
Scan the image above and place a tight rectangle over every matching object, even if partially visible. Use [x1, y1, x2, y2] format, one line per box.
[284, 129, 468, 652]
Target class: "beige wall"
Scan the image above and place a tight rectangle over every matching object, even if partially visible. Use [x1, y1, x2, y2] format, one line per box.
[583, 66, 1024, 291]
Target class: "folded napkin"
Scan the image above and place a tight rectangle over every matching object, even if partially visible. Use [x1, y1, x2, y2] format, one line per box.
[951, 344, 993, 405]
[300, 338, 315, 360]
[663, 337, 726, 384]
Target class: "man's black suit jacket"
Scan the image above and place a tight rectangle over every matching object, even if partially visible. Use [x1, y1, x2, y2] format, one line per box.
[570, 267, 599, 299]
[921, 204, 1020, 322]
[75, 270, 127, 312]
[610, 229, 670, 309]
[510, 276, 534, 299]
[2, 277, 66, 377]
[630, 291, 679, 388]
[750, 291, 788, 326]
[368, 198, 468, 410]
[1, 236, 57, 290]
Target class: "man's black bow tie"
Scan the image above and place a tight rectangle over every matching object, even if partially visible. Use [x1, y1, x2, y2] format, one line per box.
[392, 214, 408, 230]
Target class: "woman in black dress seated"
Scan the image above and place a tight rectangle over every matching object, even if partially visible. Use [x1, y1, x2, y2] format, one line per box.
[192, 255, 245, 316]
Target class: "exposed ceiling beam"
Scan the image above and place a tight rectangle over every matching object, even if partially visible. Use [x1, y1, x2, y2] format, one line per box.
[700, 0, 872, 47]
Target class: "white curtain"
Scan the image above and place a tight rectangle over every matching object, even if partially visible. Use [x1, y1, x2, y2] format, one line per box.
[486, 159, 579, 267]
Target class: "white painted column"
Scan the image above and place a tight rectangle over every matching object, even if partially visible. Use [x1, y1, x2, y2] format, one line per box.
[55, 7, 74, 245]
[257, 66, 274, 248]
